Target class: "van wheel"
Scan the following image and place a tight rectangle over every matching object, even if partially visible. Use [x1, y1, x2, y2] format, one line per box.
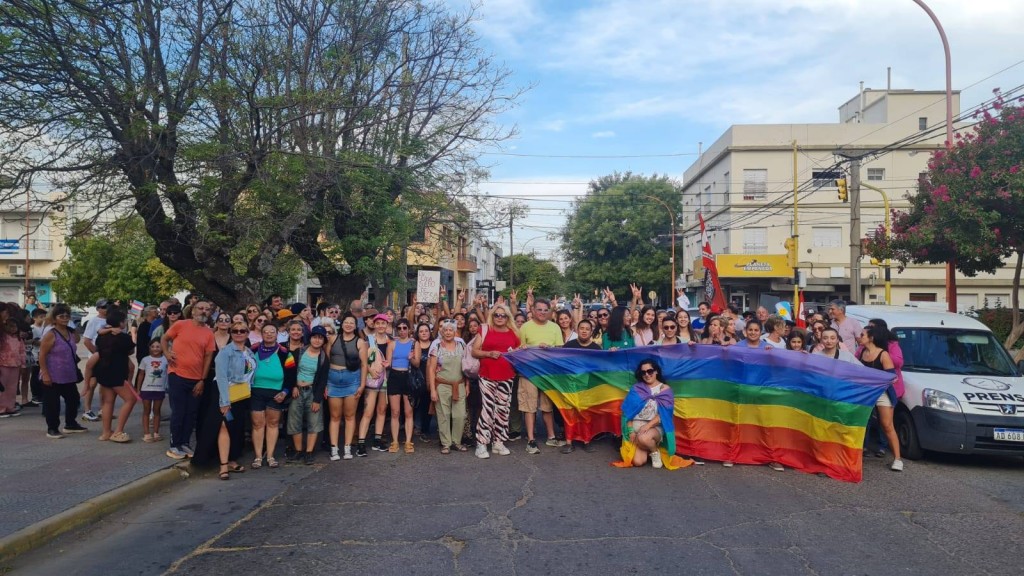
[895, 408, 923, 461]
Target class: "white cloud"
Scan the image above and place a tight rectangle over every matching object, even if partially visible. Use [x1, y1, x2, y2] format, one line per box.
[591, 130, 616, 138]
[539, 119, 566, 132]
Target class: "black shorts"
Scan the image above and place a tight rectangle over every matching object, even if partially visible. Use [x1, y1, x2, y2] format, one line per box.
[387, 370, 411, 396]
[250, 387, 286, 412]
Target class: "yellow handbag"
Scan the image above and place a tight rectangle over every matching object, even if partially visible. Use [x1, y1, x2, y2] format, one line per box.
[228, 382, 251, 403]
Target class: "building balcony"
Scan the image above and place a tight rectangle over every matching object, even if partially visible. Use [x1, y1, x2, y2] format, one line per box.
[0, 239, 53, 261]
[457, 254, 478, 272]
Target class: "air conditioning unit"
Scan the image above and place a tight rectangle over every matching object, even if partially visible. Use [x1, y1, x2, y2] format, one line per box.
[9, 265, 24, 276]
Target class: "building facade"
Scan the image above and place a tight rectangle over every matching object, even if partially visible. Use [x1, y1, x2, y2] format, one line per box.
[681, 88, 1021, 312]
[0, 195, 69, 306]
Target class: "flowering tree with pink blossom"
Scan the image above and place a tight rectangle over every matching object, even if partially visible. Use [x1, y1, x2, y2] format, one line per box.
[864, 91, 1024, 357]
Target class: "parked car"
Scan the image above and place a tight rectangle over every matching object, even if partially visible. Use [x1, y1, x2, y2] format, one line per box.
[846, 305, 1024, 460]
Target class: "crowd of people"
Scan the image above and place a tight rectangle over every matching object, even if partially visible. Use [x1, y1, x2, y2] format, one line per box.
[1, 285, 905, 480]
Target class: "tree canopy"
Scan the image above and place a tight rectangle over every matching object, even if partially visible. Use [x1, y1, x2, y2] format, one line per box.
[0, 0, 521, 310]
[496, 254, 564, 299]
[864, 92, 1024, 356]
[561, 173, 681, 303]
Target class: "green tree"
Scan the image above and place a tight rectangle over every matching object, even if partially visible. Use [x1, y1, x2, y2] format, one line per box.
[561, 173, 681, 303]
[496, 254, 564, 298]
[0, 1, 520, 310]
[53, 219, 190, 307]
[864, 93, 1024, 358]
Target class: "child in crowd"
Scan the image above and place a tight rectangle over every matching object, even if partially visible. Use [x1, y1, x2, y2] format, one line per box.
[135, 340, 168, 442]
[0, 319, 26, 417]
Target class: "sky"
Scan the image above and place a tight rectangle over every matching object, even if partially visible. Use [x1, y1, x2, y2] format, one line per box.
[459, 0, 1024, 264]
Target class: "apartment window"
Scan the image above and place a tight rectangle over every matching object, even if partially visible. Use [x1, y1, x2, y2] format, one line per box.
[742, 227, 767, 254]
[909, 293, 937, 302]
[742, 169, 767, 200]
[918, 171, 930, 193]
[723, 172, 730, 195]
[867, 168, 885, 181]
[919, 117, 928, 130]
[812, 227, 842, 249]
[703, 185, 712, 210]
[812, 170, 842, 188]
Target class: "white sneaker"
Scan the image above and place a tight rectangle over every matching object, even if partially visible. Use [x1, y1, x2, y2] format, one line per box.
[492, 441, 511, 456]
[330, 447, 340, 461]
[768, 461, 785, 472]
[343, 446, 353, 460]
[650, 450, 663, 469]
[891, 459, 904, 472]
[180, 445, 195, 457]
[475, 443, 490, 459]
[722, 461, 734, 468]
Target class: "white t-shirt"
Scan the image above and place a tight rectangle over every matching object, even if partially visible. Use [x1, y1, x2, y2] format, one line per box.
[139, 355, 169, 393]
[84, 316, 108, 345]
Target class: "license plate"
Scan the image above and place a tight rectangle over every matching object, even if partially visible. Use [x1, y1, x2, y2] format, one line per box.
[993, 428, 1024, 442]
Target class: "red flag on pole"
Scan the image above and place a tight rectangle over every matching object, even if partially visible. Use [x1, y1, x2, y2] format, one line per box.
[796, 290, 807, 328]
[699, 212, 728, 312]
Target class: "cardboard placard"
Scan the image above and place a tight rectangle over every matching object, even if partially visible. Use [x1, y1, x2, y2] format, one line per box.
[416, 270, 441, 303]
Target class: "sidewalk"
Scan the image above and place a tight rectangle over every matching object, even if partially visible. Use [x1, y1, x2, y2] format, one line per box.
[0, 399, 177, 540]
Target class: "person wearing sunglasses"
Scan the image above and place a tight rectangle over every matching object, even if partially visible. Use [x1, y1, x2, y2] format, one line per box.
[248, 316, 266, 346]
[618, 360, 676, 469]
[385, 319, 416, 454]
[470, 303, 520, 459]
[212, 322, 256, 479]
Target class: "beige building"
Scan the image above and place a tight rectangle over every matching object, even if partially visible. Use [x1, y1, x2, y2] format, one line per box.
[681, 88, 1019, 312]
[0, 194, 68, 306]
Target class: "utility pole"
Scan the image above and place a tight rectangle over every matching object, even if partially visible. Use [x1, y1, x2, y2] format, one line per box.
[791, 141, 799, 313]
[508, 213, 514, 291]
[849, 157, 862, 303]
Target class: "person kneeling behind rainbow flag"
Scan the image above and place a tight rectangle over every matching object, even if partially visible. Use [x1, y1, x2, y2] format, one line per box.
[612, 359, 693, 470]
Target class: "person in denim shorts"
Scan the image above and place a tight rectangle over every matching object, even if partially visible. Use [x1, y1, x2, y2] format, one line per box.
[287, 326, 329, 465]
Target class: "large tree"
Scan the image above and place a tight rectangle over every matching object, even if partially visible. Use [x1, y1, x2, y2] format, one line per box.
[496, 253, 564, 299]
[561, 173, 681, 303]
[0, 0, 519, 310]
[864, 93, 1024, 358]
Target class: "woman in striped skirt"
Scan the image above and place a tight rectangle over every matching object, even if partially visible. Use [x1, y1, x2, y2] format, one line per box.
[470, 303, 520, 459]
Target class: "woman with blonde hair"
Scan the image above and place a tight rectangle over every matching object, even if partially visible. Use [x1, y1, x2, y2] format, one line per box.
[469, 303, 521, 458]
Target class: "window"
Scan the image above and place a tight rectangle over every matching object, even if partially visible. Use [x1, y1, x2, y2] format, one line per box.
[703, 185, 712, 210]
[985, 294, 1010, 308]
[919, 117, 928, 130]
[723, 172, 730, 195]
[742, 228, 767, 254]
[812, 170, 842, 187]
[812, 227, 842, 249]
[918, 171, 930, 193]
[867, 168, 885, 181]
[742, 169, 767, 200]
[909, 293, 937, 302]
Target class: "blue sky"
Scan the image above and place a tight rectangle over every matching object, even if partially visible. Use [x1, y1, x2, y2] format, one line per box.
[460, 0, 1024, 262]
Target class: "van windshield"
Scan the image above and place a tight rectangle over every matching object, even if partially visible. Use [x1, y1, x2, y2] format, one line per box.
[894, 328, 1019, 377]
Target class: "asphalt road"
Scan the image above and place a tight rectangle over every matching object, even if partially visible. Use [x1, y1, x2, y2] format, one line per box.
[12, 437, 1022, 576]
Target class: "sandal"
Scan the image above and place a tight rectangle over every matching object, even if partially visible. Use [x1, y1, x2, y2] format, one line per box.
[143, 434, 154, 443]
[227, 463, 246, 473]
[404, 441, 415, 454]
[219, 463, 230, 481]
[152, 433, 162, 441]
[267, 456, 279, 468]
[251, 456, 263, 469]
[440, 446, 450, 454]
[110, 432, 131, 443]
[388, 441, 399, 453]
[454, 443, 468, 452]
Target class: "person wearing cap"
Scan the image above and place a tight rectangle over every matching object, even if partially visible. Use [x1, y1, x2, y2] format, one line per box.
[287, 325, 329, 465]
[79, 299, 110, 422]
[275, 308, 295, 343]
[291, 303, 313, 343]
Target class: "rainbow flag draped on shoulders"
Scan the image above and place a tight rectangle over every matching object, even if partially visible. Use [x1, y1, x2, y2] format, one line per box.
[505, 345, 892, 482]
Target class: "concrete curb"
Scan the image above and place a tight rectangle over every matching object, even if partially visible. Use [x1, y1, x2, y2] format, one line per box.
[0, 463, 190, 564]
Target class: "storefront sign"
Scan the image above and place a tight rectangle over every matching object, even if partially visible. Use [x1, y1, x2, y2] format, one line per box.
[717, 254, 793, 278]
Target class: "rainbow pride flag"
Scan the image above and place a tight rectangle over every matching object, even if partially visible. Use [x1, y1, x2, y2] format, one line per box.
[506, 345, 893, 482]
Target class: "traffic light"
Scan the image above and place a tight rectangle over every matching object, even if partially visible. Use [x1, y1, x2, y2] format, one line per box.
[836, 178, 848, 202]
[784, 237, 797, 268]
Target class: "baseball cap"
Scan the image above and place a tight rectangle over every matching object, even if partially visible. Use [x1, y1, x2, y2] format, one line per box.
[96, 299, 109, 309]
[277, 309, 295, 321]
[372, 313, 390, 323]
[310, 326, 328, 339]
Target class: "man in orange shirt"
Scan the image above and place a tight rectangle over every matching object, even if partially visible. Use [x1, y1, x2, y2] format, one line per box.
[161, 301, 216, 460]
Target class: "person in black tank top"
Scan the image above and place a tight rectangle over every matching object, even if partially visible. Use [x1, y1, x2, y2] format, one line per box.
[856, 325, 904, 473]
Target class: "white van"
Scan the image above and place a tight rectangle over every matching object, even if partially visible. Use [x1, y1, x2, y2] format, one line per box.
[846, 305, 1024, 460]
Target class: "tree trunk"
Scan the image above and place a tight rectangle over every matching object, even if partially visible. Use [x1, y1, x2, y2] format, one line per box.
[1009, 251, 1024, 361]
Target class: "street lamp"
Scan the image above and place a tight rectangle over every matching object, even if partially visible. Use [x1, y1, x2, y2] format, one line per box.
[641, 194, 676, 303]
[912, 0, 956, 312]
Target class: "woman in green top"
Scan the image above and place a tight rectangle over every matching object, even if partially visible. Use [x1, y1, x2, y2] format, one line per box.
[428, 321, 467, 454]
[602, 306, 636, 351]
[250, 324, 297, 469]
